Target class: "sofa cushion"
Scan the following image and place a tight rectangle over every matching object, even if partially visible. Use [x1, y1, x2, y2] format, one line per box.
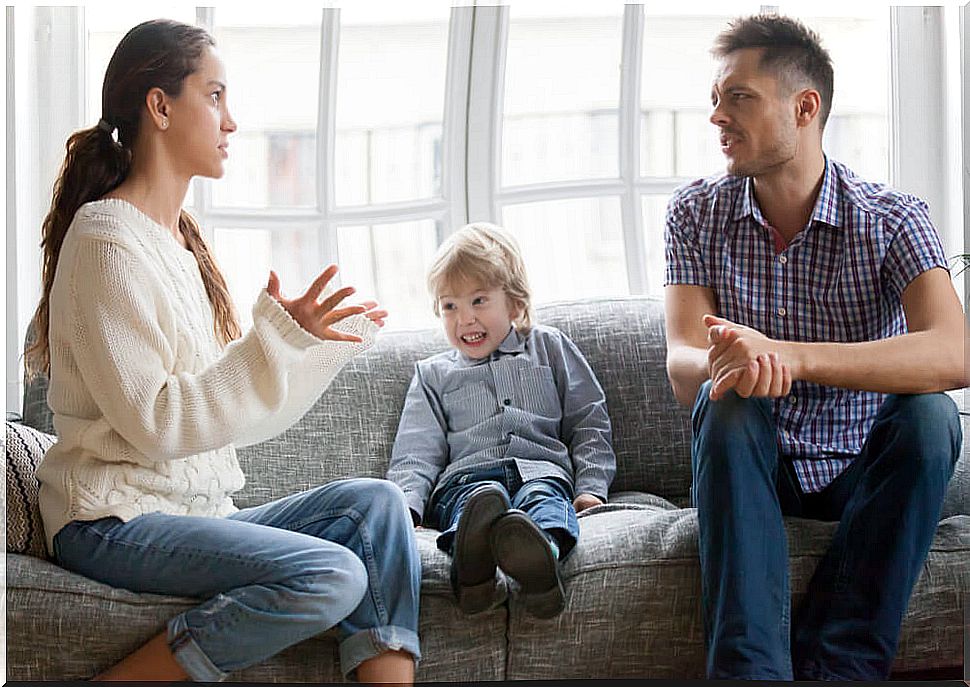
[505, 505, 970, 679]
[5, 421, 54, 558]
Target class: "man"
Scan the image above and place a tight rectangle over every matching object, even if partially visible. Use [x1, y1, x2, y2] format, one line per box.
[663, 14, 966, 680]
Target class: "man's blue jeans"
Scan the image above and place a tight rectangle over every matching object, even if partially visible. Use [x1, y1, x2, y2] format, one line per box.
[428, 462, 580, 559]
[691, 381, 960, 680]
[53, 478, 421, 681]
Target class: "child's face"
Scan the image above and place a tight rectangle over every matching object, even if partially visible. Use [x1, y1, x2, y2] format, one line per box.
[437, 281, 520, 359]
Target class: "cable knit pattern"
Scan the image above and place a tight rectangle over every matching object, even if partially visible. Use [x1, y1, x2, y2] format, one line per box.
[36, 199, 377, 553]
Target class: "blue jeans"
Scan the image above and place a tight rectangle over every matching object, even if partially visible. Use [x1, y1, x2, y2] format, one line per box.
[428, 463, 579, 559]
[52, 478, 421, 681]
[691, 381, 961, 680]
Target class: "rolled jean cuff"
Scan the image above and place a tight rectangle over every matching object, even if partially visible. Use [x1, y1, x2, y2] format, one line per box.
[339, 625, 421, 679]
[168, 613, 229, 682]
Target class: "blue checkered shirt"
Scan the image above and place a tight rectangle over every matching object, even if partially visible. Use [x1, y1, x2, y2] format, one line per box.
[664, 157, 950, 492]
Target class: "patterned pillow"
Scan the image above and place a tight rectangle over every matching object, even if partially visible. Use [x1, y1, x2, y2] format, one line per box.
[6, 421, 55, 557]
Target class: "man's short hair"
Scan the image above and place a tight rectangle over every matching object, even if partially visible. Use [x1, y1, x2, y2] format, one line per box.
[713, 14, 834, 130]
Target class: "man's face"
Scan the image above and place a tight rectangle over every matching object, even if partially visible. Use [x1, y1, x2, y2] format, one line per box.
[710, 47, 798, 178]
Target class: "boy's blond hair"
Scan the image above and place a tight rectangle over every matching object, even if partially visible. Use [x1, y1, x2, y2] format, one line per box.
[428, 222, 534, 334]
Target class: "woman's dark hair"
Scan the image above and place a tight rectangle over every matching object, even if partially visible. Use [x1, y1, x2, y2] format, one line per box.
[713, 14, 834, 131]
[26, 19, 240, 376]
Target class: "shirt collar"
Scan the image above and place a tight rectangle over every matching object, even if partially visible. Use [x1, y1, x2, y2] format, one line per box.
[732, 155, 843, 230]
[496, 326, 526, 354]
[808, 156, 841, 228]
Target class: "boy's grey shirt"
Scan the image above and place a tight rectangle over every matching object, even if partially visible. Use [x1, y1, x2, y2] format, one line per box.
[387, 324, 616, 522]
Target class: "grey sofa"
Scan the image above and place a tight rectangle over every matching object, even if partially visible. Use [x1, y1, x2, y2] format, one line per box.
[6, 297, 969, 681]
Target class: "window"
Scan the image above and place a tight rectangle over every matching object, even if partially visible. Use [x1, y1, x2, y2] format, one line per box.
[8, 4, 961, 413]
[78, 4, 896, 322]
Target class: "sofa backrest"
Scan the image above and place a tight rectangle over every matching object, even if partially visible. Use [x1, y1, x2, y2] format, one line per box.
[17, 298, 970, 522]
[234, 296, 693, 508]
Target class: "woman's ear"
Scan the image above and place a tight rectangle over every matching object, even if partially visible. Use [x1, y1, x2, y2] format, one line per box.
[145, 87, 171, 131]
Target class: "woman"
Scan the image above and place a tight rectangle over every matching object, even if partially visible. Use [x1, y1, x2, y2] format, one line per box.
[27, 19, 420, 683]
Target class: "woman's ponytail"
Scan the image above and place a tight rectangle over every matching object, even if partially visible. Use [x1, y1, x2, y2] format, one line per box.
[25, 123, 131, 376]
[180, 211, 242, 346]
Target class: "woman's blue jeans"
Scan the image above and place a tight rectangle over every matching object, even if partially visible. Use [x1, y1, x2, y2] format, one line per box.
[691, 381, 960, 680]
[52, 478, 421, 681]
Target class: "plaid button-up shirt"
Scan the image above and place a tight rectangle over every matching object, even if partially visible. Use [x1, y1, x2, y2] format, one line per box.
[664, 157, 949, 492]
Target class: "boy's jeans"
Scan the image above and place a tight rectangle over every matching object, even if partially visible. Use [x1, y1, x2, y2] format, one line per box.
[691, 380, 960, 680]
[429, 462, 580, 558]
[53, 478, 421, 681]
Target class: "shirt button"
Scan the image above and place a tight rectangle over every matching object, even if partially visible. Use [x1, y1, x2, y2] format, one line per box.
[788, 395, 797, 405]
[502, 398, 511, 406]
[777, 307, 787, 317]
[778, 255, 788, 264]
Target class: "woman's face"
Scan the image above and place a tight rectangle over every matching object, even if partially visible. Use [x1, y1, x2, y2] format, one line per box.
[164, 46, 237, 180]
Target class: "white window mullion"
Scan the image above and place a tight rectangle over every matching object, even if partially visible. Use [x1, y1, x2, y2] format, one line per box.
[9, 7, 84, 413]
[7, 6, 27, 412]
[329, 199, 450, 225]
[499, 179, 626, 205]
[442, 5, 474, 236]
[318, 8, 340, 270]
[889, 8, 952, 249]
[194, 7, 215, 239]
[943, 3, 966, 308]
[619, 4, 646, 295]
[465, 5, 509, 225]
[962, 3, 969, 308]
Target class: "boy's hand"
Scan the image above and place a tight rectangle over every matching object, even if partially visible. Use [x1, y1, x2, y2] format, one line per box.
[573, 493, 603, 512]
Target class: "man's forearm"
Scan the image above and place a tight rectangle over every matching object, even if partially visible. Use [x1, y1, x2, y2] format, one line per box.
[787, 329, 968, 394]
[666, 345, 711, 406]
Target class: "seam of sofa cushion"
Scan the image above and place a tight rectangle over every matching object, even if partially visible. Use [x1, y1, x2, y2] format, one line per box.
[562, 548, 970, 578]
[6, 584, 197, 607]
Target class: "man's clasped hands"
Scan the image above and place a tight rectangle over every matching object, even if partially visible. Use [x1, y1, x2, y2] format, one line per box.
[705, 314, 796, 401]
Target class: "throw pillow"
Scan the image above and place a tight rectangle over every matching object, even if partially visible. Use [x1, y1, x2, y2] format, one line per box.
[6, 420, 54, 558]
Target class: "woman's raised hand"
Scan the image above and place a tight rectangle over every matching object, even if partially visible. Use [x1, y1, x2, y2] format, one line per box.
[267, 265, 387, 343]
[356, 300, 389, 329]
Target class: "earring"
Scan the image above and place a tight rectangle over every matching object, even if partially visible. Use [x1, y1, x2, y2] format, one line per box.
[161, 119, 169, 129]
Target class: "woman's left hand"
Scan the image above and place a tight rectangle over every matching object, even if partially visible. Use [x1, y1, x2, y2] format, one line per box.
[358, 300, 388, 328]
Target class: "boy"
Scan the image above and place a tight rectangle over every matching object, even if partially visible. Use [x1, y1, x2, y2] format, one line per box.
[387, 222, 616, 619]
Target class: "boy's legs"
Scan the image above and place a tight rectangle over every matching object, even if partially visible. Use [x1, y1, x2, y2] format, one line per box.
[508, 476, 579, 559]
[489, 476, 577, 618]
[691, 379, 794, 680]
[429, 465, 512, 554]
[428, 466, 513, 614]
[791, 393, 961, 680]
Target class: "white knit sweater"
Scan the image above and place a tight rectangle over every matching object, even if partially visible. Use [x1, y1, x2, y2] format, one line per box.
[37, 199, 377, 553]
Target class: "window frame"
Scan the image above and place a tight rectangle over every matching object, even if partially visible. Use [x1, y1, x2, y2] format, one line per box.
[5, 4, 965, 413]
